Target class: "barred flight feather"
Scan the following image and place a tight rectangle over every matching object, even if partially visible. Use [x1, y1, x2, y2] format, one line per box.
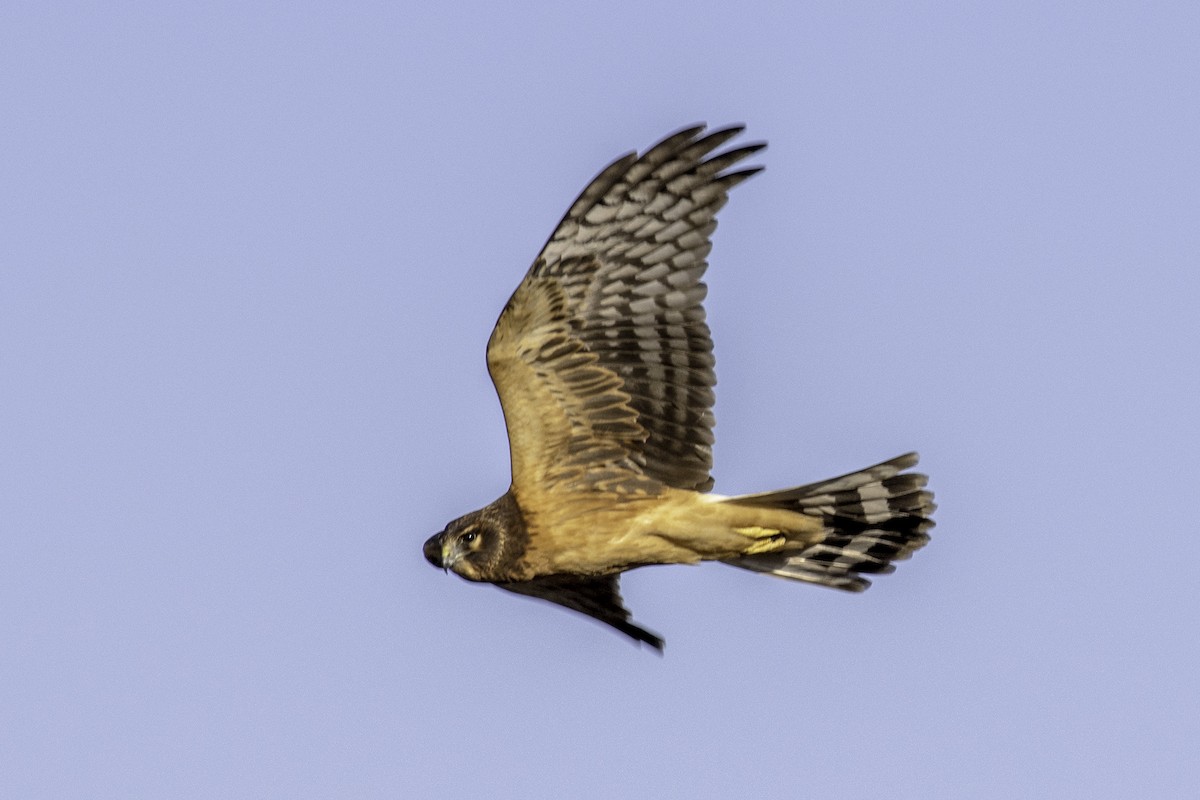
[723, 453, 936, 592]
[502, 125, 765, 493]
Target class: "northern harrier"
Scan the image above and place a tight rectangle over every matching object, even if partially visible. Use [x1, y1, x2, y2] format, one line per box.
[423, 125, 936, 651]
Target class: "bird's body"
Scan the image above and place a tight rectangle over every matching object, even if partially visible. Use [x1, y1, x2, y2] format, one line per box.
[465, 485, 826, 582]
[424, 125, 937, 650]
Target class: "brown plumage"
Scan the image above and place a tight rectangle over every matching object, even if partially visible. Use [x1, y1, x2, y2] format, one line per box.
[423, 125, 936, 651]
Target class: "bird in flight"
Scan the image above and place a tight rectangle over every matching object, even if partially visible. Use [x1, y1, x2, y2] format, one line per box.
[423, 125, 936, 651]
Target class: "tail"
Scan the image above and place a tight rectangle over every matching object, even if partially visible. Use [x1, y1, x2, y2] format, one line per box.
[721, 453, 936, 591]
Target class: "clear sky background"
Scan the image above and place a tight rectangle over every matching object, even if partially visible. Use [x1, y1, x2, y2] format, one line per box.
[4, 3, 1198, 798]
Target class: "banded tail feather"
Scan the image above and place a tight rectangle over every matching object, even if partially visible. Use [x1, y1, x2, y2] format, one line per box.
[722, 453, 936, 591]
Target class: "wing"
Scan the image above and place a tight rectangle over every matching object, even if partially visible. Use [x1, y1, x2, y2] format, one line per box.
[498, 574, 664, 651]
[487, 125, 764, 498]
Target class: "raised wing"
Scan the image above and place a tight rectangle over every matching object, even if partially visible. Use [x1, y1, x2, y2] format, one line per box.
[487, 125, 763, 497]
[498, 574, 664, 651]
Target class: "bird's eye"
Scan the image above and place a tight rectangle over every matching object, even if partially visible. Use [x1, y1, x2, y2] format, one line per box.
[461, 531, 478, 545]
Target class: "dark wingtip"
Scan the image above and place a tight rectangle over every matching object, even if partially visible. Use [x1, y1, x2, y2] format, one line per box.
[616, 620, 665, 653]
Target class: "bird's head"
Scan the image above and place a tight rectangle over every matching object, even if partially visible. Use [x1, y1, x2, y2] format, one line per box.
[423, 493, 527, 582]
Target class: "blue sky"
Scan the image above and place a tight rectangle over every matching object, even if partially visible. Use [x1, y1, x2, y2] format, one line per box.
[4, 3, 1198, 797]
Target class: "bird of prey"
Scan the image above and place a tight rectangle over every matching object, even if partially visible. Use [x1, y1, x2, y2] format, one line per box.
[424, 124, 936, 651]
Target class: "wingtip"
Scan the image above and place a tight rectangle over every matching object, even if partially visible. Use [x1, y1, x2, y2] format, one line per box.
[643, 635, 666, 655]
[624, 622, 666, 653]
[647, 122, 763, 154]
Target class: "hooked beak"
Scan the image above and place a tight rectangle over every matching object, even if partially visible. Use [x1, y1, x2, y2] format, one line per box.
[423, 531, 448, 572]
